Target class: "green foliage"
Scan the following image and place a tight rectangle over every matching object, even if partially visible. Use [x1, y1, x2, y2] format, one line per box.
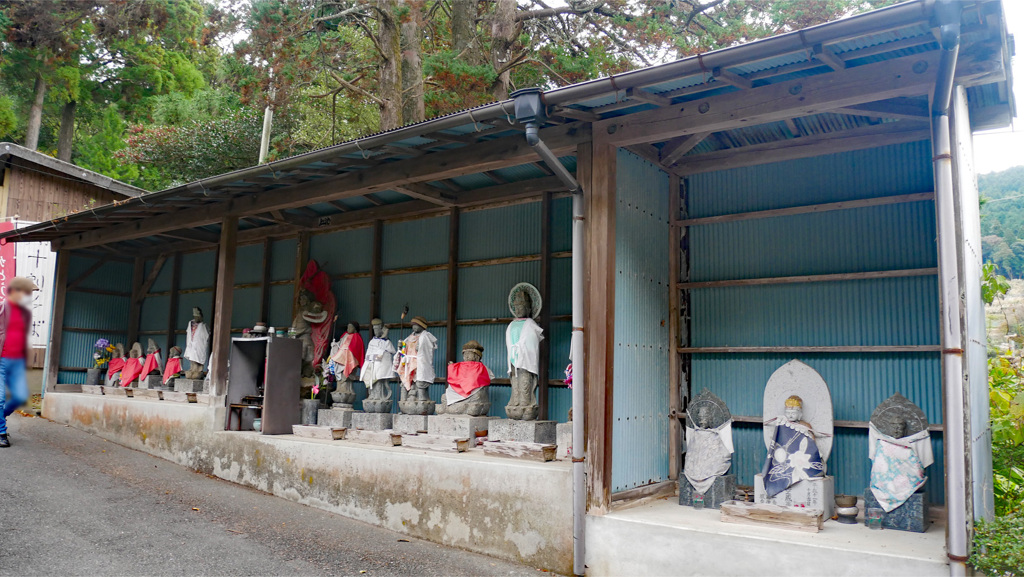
[984, 263, 1012, 305]
[981, 166, 1024, 278]
[0, 94, 16, 138]
[988, 355, 1024, 516]
[970, 511, 1024, 576]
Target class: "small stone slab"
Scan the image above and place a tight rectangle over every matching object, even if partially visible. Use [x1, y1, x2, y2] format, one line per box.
[720, 500, 823, 533]
[162, 391, 190, 403]
[482, 441, 556, 462]
[292, 425, 347, 440]
[556, 422, 572, 460]
[133, 389, 163, 400]
[174, 378, 208, 393]
[352, 412, 393, 431]
[82, 385, 104, 395]
[393, 414, 430, 435]
[428, 415, 489, 438]
[401, 434, 471, 453]
[679, 474, 736, 510]
[139, 375, 162, 390]
[345, 429, 402, 446]
[488, 419, 556, 444]
[319, 408, 359, 429]
[103, 386, 130, 397]
[864, 488, 929, 532]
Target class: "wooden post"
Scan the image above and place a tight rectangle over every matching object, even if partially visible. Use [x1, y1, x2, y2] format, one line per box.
[370, 220, 383, 319]
[583, 137, 617, 512]
[126, 256, 144, 345]
[667, 175, 681, 481]
[293, 232, 310, 318]
[210, 217, 238, 397]
[44, 250, 70, 393]
[446, 208, 460, 364]
[260, 238, 272, 323]
[538, 191, 553, 420]
[165, 252, 182, 352]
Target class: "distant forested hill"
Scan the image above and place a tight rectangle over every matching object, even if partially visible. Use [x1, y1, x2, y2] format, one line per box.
[980, 166, 1024, 278]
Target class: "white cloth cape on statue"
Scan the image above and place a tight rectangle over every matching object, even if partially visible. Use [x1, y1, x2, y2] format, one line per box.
[184, 321, 210, 366]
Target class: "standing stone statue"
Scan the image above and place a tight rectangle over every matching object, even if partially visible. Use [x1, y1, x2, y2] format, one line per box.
[163, 346, 184, 386]
[329, 322, 365, 407]
[139, 338, 162, 381]
[106, 343, 127, 386]
[439, 340, 493, 416]
[361, 319, 396, 413]
[120, 342, 145, 387]
[680, 389, 736, 509]
[293, 291, 328, 378]
[867, 393, 933, 529]
[184, 307, 209, 379]
[394, 316, 437, 416]
[505, 283, 544, 420]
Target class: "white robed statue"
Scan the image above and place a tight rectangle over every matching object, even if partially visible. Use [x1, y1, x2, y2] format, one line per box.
[184, 307, 210, 379]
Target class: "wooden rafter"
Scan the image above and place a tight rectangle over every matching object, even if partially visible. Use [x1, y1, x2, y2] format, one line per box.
[660, 132, 711, 166]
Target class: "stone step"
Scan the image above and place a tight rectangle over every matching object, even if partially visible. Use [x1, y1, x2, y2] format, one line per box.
[345, 429, 402, 446]
[401, 434, 471, 453]
[292, 425, 347, 440]
[482, 441, 556, 462]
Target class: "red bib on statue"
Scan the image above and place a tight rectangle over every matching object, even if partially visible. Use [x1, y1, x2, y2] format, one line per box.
[447, 361, 490, 397]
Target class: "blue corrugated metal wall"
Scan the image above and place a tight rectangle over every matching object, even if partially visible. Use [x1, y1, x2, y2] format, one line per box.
[59, 254, 132, 384]
[686, 140, 944, 503]
[612, 149, 671, 492]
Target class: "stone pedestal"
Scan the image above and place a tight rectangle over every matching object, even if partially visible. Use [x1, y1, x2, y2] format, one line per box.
[754, 474, 835, 518]
[398, 399, 435, 416]
[138, 375, 162, 389]
[428, 415, 489, 438]
[556, 422, 573, 460]
[393, 414, 429, 435]
[318, 408, 359, 429]
[174, 378, 208, 393]
[679, 474, 736, 510]
[864, 488, 929, 533]
[352, 412, 393, 431]
[489, 419, 556, 444]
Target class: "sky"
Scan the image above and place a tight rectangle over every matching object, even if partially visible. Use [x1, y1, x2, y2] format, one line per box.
[972, 0, 1023, 174]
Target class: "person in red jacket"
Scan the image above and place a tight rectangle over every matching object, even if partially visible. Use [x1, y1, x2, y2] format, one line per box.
[0, 277, 38, 447]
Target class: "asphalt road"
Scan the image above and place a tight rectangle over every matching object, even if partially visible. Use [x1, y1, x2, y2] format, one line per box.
[0, 413, 539, 577]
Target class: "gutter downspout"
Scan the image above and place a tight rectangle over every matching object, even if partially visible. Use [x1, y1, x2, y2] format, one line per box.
[512, 88, 585, 577]
[930, 1, 967, 575]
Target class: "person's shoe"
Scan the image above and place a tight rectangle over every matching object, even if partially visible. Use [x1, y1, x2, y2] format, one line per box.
[0, 434, 9, 448]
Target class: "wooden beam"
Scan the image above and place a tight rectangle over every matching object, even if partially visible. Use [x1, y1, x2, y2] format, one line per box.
[446, 208, 460, 365]
[127, 257, 145, 345]
[713, 67, 753, 89]
[210, 217, 238, 397]
[812, 44, 846, 71]
[597, 51, 999, 147]
[293, 232, 310, 319]
[65, 256, 109, 291]
[660, 132, 711, 166]
[677, 191, 934, 227]
[628, 87, 674, 107]
[833, 97, 930, 121]
[260, 239, 272, 324]
[135, 254, 167, 306]
[584, 136, 617, 513]
[667, 174, 681, 481]
[678, 345, 941, 353]
[53, 122, 590, 251]
[678, 268, 938, 290]
[158, 228, 220, 244]
[538, 191, 552, 421]
[393, 182, 458, 206]
[672, 122, 930, 174]
[165, 252, 182, 353]
[45, 250, 70, 392]
[370, 220, 383, 319]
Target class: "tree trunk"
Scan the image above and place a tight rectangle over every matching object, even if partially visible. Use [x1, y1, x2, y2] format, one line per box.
[490, 0, 517, 101]
[400, 1, 425, 124]
[25, 74, 47, 151]
[450, 0, 478, 62]
[57, 100, 76, 162]
[376, 0, 403, 131]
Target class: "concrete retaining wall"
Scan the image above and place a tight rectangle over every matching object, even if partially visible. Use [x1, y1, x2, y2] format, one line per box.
[44, 393, 572, 574]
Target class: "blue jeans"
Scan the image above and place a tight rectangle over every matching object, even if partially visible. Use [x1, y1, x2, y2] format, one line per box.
[0, 358, 28, 435]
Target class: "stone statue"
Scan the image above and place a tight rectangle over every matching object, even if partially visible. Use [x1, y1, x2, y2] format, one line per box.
[184, 307, 209, 379]
[329, 322, 365, 407]
[120, 342, 145, 387]
[439, 340, 493, 416]
[361, 319, 396, 413]
[682, 389, 735, 507]
[163, 346, 184, 385]
[505, 283, 544, 420]
[394, 316, 437, 416]
[140, 338, 162, 380]
[293, 291, 329, 378]
[106, 343, 127, 386]
[868, 393, 933, 513]
[761, 395, 827, 497]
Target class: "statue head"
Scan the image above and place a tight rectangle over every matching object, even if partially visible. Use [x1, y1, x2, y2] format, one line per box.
[146, 339, 159, 355]
[871, 393, 928, 439]
[508, 282, 542, 319]
[877, 411, 908, 439]
[347, 322, 358, 334]
[297, 291, 310, 308]
[129, 342, 143, 359]
[695, 405, 712, 429]
[114, 343, 126, 358]
[410, 316, 427, 334]
[169, 346, 182, 358]
[371, 318, 385, 338]
[784, 395, 804, 423]
[511, 289, 533, 319]
[192, 307, 203, 322]
[462, 340, 484, 362]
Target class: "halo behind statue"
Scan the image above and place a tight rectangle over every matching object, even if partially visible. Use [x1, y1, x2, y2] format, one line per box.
[508, 282, 542, 319]
[686, 388, 731, 429]
[871, 393, 928, 437]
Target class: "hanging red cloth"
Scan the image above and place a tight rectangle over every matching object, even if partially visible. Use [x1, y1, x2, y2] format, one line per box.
[447, 361, 491, 397]
[300, 260, 336, 366]
[120, 357, 144, 387]
[140, 350, 161, 380]
[163, 357, 182, 384]
[106, 357, 125, 381]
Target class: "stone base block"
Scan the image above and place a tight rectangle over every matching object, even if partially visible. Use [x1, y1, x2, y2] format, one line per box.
[428, 415, 489, 437]
[86, 368, 103, 387]
[754, 474, 834, 518]
[345, 429, 401, 446]
[174, 378, 208, 393]
[398, 399, 435, 416]
[556, 422, 572, 460]
[318, 408, 359, 429]
[292, 425, 346, 440]
[362, 399, 393, 414]
[402, 434, 471, 453]
[352, 412, 393, 431]
[393, 414, 429, 434]
[103, 386, 129, 397]
[133, 389, 162, 400]
[864, 488, 929, 533]
[162, 391, 189, 403]
[679, 474, 736, 510]
[489, 419, 556, 444]
[82, 384, 104, 395]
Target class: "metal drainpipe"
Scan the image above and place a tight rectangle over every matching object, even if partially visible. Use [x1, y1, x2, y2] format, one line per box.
[930, 1, 967, 575]
[511, 88, 585, 576]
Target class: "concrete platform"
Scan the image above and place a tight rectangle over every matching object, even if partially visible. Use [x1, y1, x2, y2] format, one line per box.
[586, 499, 948, 576]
